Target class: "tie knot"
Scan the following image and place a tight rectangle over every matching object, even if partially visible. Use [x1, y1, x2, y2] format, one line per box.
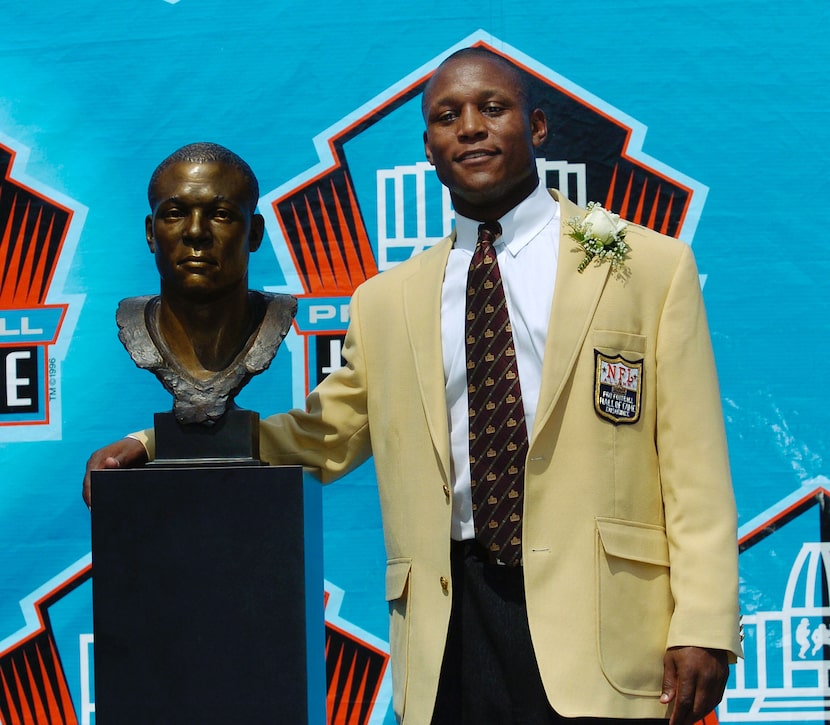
[477, 221, 502, 246]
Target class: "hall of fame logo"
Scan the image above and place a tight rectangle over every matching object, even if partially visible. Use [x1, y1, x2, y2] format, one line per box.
[0, 134, 85, 441]
[260, 30, 708, 395]
[723, 481, 830, 722]
[256, 30, 710, 722]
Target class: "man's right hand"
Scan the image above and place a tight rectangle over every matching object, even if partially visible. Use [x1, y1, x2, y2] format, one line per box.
[82, 437, 148, 507]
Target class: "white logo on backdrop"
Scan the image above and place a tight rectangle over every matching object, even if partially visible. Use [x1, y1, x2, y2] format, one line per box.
[375, 158, 587, 272]
[722, 542, 830, 721]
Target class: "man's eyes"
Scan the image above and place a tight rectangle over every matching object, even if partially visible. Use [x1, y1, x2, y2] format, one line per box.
[160, 207, 235, 221]
[435, 105, 505, 122]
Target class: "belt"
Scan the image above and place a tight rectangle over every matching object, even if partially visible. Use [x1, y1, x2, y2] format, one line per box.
[452, 538, 521, 568]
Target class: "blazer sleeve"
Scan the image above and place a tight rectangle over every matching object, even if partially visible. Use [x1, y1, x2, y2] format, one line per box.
[655, 244, 742, 659]
[258, 285, 373, 482]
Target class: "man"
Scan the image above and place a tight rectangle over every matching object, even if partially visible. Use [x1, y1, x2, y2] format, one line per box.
[115, 142, 296, 424]
[85, 50, 741, 724]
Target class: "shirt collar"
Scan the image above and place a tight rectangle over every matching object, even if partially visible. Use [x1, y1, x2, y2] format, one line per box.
[453, 182, 558, 256]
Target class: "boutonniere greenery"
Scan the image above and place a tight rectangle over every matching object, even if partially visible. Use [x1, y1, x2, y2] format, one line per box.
[568, 202, 631, 280]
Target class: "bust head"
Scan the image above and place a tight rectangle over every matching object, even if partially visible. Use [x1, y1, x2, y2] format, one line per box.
[145, 142, 264, 305]
[117, 143, 297, 426]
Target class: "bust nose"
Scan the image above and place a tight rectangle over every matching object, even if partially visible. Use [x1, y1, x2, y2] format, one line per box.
[183, 209, 211, 245]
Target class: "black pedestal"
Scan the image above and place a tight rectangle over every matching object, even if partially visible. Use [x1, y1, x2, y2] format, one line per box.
[90, 465, 324, 724]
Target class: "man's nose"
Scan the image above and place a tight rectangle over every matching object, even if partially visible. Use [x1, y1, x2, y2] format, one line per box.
[458, 106, 486, 139]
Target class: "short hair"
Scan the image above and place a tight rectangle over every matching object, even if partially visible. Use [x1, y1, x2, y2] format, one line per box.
[421, 47, 535, 120]
[147, 142, 260, 212]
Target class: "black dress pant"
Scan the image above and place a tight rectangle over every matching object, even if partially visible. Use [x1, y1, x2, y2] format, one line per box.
[431, 540, 668, 725]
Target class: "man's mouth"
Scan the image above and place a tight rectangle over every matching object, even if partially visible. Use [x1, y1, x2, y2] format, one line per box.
[456, 149, 497, 163]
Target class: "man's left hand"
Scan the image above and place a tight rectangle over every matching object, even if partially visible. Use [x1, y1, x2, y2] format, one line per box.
[661, 646, 729, 725]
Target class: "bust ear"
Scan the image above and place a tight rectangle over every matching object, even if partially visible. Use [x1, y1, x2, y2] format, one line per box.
[145, 215, 156, 253]
[249, 213, 265, 253]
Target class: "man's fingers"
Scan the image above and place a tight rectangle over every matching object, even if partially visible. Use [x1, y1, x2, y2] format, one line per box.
[661, 646, 678, 700]
[663, 647, 729, 725]
[82, 438, 149, 508]
[661, 652, 679, 721]
[668, 670, 697, 725]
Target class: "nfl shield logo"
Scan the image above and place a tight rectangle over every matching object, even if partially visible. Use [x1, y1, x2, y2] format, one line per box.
[594, 351, 643, 424]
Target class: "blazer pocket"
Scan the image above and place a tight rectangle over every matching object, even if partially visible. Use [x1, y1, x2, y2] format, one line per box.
[595, 517, 672, 695]
[386, 557, 412, 601]
[592, 330, 647, 358]
[386, 558, 412, 715]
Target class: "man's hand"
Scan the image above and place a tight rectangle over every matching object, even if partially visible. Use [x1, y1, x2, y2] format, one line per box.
[82, 438, 148, 507]
[661, 646, 729, 725]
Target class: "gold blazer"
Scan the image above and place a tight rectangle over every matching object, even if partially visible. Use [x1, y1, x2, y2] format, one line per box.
[244, 190, 740, 721]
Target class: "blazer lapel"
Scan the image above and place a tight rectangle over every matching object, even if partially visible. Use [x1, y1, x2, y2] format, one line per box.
[403, 236, 454, 483]
[532, 191, 610, 442]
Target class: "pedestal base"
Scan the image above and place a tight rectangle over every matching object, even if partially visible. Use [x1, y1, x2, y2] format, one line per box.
[90, 465, 323, 724]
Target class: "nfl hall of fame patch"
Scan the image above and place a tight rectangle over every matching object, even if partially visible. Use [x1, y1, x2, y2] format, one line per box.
[594, 351, 643, 424]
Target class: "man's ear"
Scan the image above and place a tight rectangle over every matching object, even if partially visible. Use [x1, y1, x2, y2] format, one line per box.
[530, 108, 548, 149]
[423, 130, 434, 166]
[145, 215, 156, 253]
[249, 213, 265, 253]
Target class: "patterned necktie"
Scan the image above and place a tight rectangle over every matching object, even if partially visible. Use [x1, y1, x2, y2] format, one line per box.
[466, 221, 529, 566]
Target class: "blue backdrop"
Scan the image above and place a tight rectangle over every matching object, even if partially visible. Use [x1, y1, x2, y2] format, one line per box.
[1, 1, 828, 723]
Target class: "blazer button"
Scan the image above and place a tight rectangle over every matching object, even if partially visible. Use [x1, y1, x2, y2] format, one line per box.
[440, 576, 449, 592]
[443, 485, 451, 501]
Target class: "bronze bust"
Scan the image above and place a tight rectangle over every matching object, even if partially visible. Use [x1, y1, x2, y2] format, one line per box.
[117, 142, 296, 425]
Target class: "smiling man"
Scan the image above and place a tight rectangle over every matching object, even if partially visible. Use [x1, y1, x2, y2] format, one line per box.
[115, 142, 296, 424]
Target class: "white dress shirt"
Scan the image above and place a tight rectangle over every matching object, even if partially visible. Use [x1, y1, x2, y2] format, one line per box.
[441, 183, 560, 540]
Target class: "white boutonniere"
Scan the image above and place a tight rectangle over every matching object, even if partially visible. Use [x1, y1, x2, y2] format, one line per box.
[568, 202, 631, 280]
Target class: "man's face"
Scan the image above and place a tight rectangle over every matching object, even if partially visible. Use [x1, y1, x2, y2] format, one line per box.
[146, 161, 263, 302]
[422, 54, 547, 221]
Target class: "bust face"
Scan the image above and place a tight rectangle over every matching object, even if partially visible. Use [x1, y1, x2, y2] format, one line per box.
[145, 161, 263, 303]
